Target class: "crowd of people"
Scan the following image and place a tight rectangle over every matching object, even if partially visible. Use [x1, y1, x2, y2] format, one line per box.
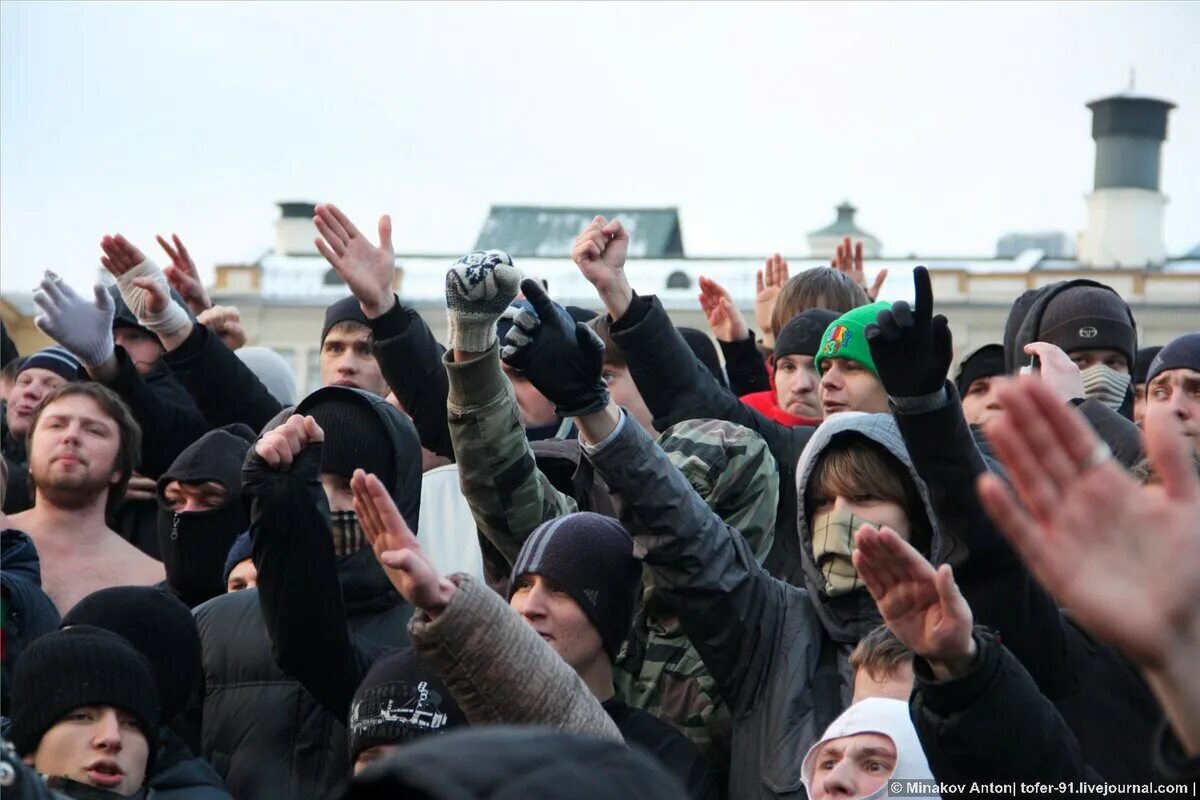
[1, 205, 1198, 799]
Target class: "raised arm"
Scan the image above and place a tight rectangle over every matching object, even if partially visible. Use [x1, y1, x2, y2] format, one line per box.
[351, 471, 620, 740]
[698, 275, 768, 397]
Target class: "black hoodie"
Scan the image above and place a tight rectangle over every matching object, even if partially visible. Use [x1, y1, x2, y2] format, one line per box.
[156, 424, 255, 608]
[193, 387, 421, 800]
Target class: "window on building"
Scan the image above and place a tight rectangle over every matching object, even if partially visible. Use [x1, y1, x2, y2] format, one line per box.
[666, 270, 691, 290]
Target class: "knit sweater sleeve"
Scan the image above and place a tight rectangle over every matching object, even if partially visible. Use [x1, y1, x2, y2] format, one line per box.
[408, 574, 622, 742]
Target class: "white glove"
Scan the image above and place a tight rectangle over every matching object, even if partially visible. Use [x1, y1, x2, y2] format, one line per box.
[33, 272, 115, 368]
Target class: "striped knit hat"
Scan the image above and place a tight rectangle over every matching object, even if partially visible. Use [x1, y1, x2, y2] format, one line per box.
[17, 346, 85, 382]
[508, 513, 640, 660]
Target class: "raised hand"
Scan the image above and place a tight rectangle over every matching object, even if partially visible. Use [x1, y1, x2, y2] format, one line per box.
[572, 216, 632, 319]
[254, 414, 323, 471]
[500, 279, 609, 418]
[352, 469, 456, 615]
[444, 250, 521, 353]
[313, 204, 396, 318]
[853, 525, 975, 680]
[978, 377, 1200, 670]
[865, 266, 952, 398]
[754, 253, 789, 344]
[196, 305, 247, 350]
[156, 234, 212, 314]
[32, 271, 115, 367]
[832, 236, 887, 301]
[698, 276, 750, 342]
[1022, 342, 1085, 403]
[100, 234, 190, 337]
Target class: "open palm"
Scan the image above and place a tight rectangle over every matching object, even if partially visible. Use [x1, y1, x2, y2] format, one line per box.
[314, 204, 396, 317]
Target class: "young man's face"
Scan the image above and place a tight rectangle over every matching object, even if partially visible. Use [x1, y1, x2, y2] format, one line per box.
[28, 394, 122, 504]
[321, 473, 356, 512]
[960, 376, 1004, 428]
[1145, 368, 1200, 455]
[501, 363, 559, 429]
[808, 733, 897, 800]
[1068, 348, 1129, 374]
[6, 367, 69, 440]
[113, 328, 165, 377]
[602, 362, 656, 435]
[509, 574, 606, 676]
[162, 480, 228, 513]
[28, 705, 149, 797]
[1134, 382, 1150, 428]
[774, 355, 821, 419]
[320, 323, 388, 397]
[819, 359, 889, 417]
[808, 492, 912, 540]
[227, 559, 258, 592]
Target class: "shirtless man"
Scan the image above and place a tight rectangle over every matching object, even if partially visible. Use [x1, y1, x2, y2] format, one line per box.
[8, 382, 163, 613]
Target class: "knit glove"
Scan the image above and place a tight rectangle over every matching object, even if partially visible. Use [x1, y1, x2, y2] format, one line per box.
[865, 266, 953, 398]
[444, 250, 522, 352]
[114, 256, 191, 338]
[501, 279, 610, 418]
[32, 272, 115, 367]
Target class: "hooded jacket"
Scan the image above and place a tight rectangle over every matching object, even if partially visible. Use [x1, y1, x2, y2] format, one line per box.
[343, 727, 688, 800]
[156, 425, 255, 608]
[1, 530, 61, 715]
[1002, 280, 1142, 466]
[193, 388, 421, 800]
[800, 698, 934, 800]
[584, 410, 945, 800]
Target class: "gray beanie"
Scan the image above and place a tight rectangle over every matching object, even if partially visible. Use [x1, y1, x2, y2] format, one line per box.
[1039, 286, 1136, 368]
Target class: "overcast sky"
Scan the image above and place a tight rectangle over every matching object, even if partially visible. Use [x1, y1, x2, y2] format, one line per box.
[2, 0, 1197, 294]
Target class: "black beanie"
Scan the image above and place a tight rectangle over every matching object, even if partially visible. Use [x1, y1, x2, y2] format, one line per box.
[774, 309, 840, 363]
[679, 328, 728, 389]
[955, 343, 1006, 397]
[61, 586, 202, 725]
[295, 386, 396, 488]
[17, 346, 86, 383]
[508, 512, 641, 661]
[9, 626, 160, 767]
[1147, 333, 1200, 387]
[223, 531, 254, 586]
[1039, 286, 1136, 368]
[1134, 346, 1163, 385]
[348, 647, 467, 761]
[322, 296, 372, 345]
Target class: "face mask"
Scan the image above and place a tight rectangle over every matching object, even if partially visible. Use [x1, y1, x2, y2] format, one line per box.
[330, 510, 369, 556]
[1080, 364, 1131, 411]
[810, 508, 876, 597]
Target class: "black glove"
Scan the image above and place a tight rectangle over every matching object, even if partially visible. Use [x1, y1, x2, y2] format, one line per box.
[500, 279, 610, 418]
[864, 266, 952, 398]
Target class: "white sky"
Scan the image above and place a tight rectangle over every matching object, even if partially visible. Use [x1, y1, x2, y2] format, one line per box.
[2, 0, 1197, 294]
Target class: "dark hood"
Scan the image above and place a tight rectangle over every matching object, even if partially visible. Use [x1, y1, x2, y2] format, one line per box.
[794, 413, 947, 644]
[272, 386, 422, 532]
[344, 726, 687, 800]
[1002, 279, 1138, 419]
[158, 423, 256, 500]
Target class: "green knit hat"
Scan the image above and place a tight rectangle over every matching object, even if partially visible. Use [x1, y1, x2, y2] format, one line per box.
[813, 301, 890, 377]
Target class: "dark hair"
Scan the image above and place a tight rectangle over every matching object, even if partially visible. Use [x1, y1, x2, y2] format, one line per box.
[1, 357, 21, 385]
[849, 624, 914, 682]
[27, 382, 142, 516]
[771, 268, 869, 338]
[587, 316, 627, 370]
[806, 435, 932, 556]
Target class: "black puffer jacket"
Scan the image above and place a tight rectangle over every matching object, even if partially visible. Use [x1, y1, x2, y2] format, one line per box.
[193, 389, 420, 800]
[0, 530, 61, 715]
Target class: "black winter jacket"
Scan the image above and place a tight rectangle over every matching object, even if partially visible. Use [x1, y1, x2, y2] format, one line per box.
[147, 728, 232, 800]
[0, 530, 61, 715]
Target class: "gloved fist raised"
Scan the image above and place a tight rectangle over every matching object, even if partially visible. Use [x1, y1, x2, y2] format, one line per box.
[444, 250, 522, 352]
[865, 266, 952, 398]
[500, 279, 610, 419]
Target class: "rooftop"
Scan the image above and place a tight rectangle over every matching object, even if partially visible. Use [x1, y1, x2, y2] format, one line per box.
[474, 205, 684, 258]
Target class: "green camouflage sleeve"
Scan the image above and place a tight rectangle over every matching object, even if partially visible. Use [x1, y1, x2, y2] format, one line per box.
[445, 344, 578, 567]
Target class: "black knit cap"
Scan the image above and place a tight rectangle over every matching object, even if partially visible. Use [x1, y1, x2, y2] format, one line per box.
[322, 295, 372, 345]
[348, 647, 466, 761]
[955, 344, 1006, 397]
[295, 386, 396, 488]
[223, 531, 254, 586]
[61, 587, 201, 725]
[1134, 346, 1163, 385]
[9, 626, 160, 767]
[1039, 286, 1137, 369]
[1147, 333, 1200, 386]
[17, 346, 86, 382]
[679, 328, 728, 389]
[508, 512, 641, 660]
[774, 309, 840, 363]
